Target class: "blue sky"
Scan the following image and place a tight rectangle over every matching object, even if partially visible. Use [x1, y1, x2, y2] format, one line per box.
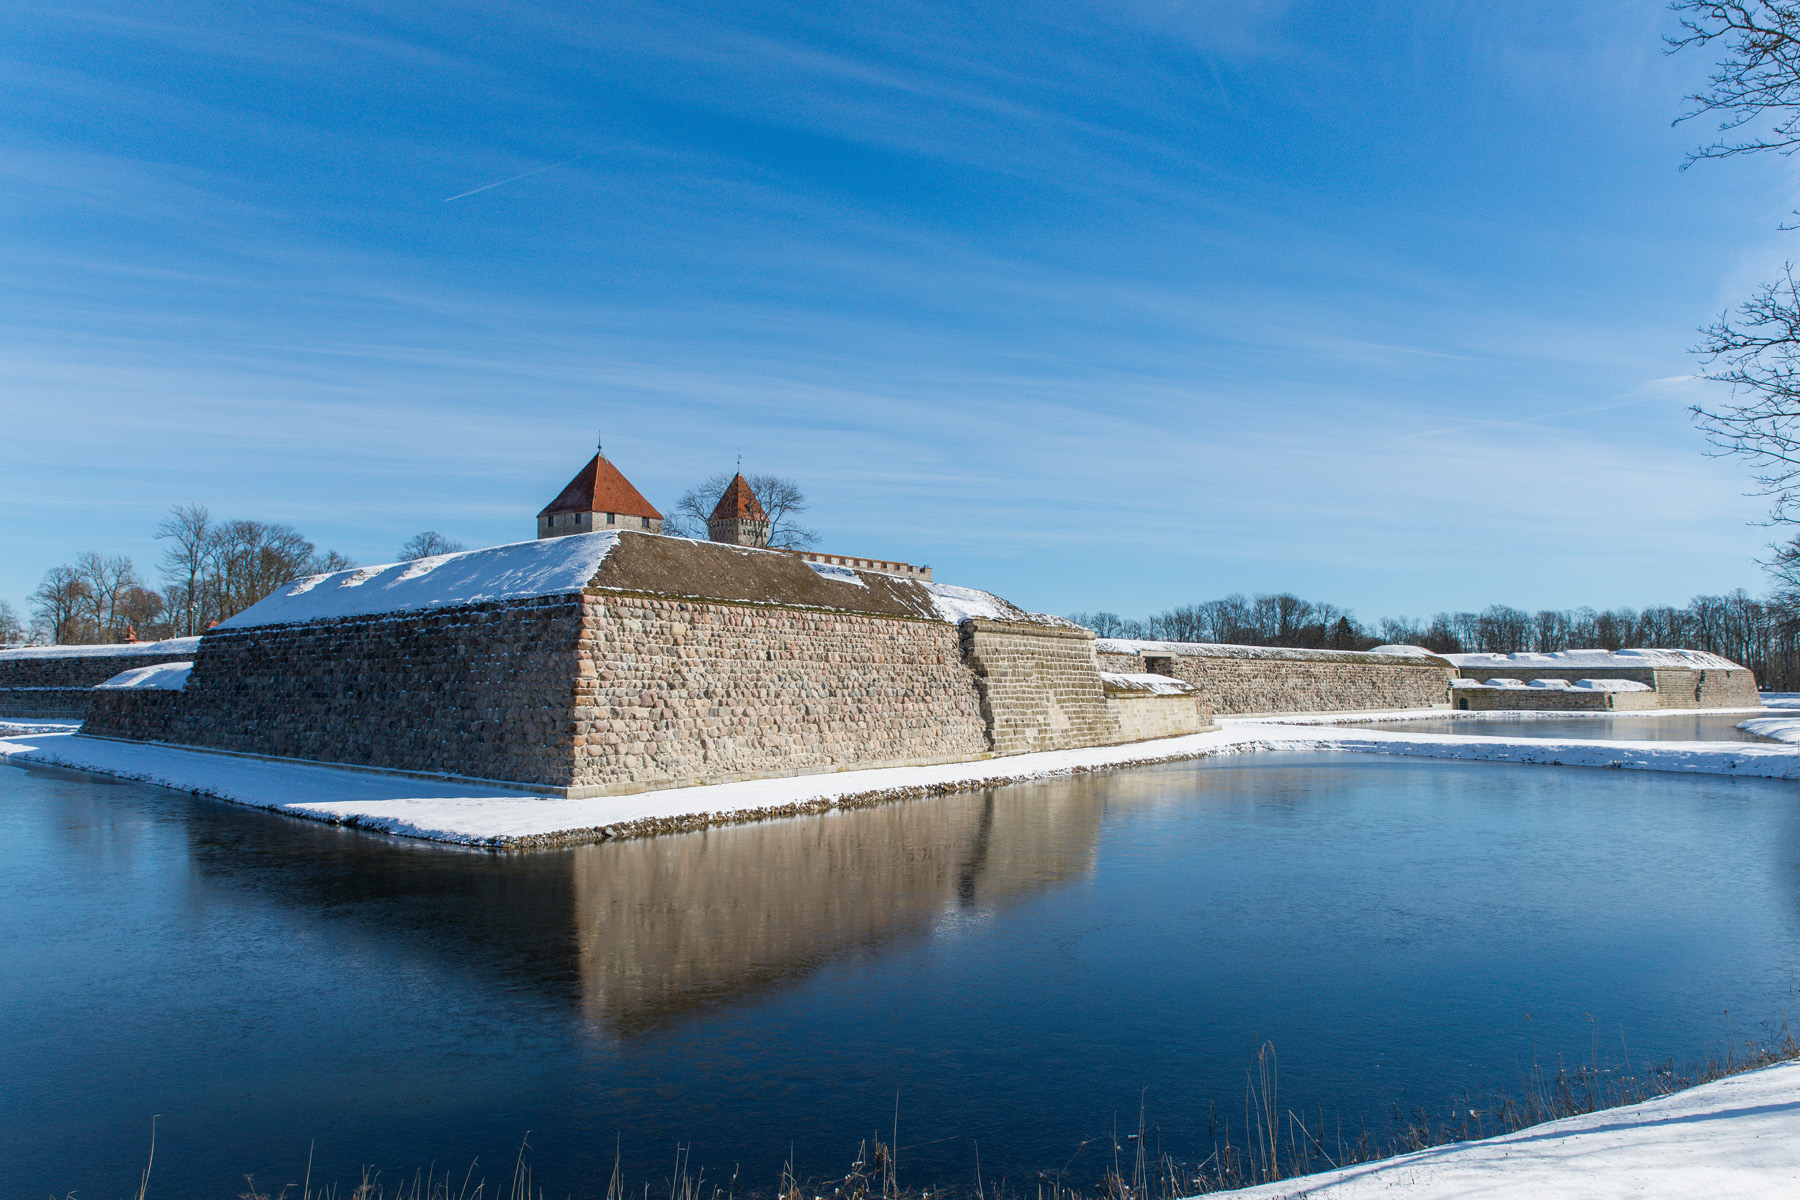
[4, 0, 1793, 624]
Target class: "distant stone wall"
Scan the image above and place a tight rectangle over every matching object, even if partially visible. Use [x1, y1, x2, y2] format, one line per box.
[1097, 646, 1451, 716]
[0, 640, 201, 689]
[1451, 687, 1658, 712]
[0, 640, 200, 718]
[83, 598, 585, 786]
[962, 619, 1120, 755]
[1448, 665, 1760, 710]
[568, 593, 990, 795]
[0, 688, 95, 719]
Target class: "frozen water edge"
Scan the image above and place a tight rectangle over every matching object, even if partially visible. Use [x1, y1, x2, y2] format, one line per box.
[1207, 1058, 1800, 1199]
[5, 711, 1800, 847]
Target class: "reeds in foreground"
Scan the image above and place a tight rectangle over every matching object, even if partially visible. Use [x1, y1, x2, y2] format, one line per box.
[108, 1020, 1800, 1200]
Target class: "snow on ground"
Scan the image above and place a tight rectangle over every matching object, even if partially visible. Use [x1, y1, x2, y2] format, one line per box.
[218, 533, 622, 629]
[1209, 1059, 1800, 1199]
[1740, 715, 1800, 744]
[6, 709, 1800, 846]
[0, 718, 80, 735]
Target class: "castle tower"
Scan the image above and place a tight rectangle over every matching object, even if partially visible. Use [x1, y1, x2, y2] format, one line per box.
[538, 448, 663, 539]
[707, 473, 770, 547]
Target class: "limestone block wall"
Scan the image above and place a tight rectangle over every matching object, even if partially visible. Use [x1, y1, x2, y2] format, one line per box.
[1693, 668, 1762, 708]
[1097, 647, 1451, 716]
[1105, 692, 1213, 741]
[961, 619, 1119, 755]
[82, 597, 586, 786]
[569, 594, 990, 794]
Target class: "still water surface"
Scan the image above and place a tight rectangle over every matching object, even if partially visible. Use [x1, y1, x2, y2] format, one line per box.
[1363, 711, 1773, 742]
[5, 753, 1800, 1196]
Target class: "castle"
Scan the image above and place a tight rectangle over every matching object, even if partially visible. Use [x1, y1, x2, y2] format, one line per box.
[0, 447, 1759, 802]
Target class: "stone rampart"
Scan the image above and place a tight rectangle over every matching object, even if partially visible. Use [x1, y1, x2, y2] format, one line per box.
[83, 597, 586, 787]
[961, 619, 1120, 755]
[0, 638, 201, 718]
[1447, 665, 1760, 709]
[1450, 686, 1658, 712]
[1106, 692, 1212, 741]
[568, 593, 990, 795]
[1096, 642, 1452, 716]
[0, 688, 96, 719]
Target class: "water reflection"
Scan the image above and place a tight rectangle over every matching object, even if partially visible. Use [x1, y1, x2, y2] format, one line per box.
[168, 778, 1118, 1033]
[571, 782, 1107, 1031]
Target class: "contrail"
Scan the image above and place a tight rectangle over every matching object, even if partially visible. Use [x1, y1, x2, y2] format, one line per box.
[444, 154, 590, 202]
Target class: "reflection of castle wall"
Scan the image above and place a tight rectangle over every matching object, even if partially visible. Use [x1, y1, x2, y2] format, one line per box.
[570, 782, 1112, 1030]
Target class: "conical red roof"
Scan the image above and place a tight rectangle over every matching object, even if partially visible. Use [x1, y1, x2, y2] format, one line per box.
[539, 454, 662, 520]
[709, 473, 767, 522]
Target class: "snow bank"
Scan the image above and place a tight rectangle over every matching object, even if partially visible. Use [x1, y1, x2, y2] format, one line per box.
[217, 534, 621, 629]
[0, 636, 201, 661]
[1210, 1059, 1800, 1199]
[8, 715, 1800, 847]
[1740, 716, 1800, 744]
[1445, 647, 1743, 671]
[1573, 678, 1652, 692]
[96, 662, 192, 691]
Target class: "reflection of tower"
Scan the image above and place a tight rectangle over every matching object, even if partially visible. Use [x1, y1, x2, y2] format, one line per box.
[707, 473, 770, 547]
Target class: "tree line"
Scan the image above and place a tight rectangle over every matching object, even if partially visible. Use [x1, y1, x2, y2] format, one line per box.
[12, 506, 466, 646]
[1069, 588, 1800, 689]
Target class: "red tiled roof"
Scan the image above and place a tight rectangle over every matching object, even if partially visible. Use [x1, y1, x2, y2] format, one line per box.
[709, 473, 767, 522]
[539, 454, 663, 520]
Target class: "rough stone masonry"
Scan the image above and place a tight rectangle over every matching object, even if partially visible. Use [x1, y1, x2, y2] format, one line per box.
[83, 532, 1213, 795]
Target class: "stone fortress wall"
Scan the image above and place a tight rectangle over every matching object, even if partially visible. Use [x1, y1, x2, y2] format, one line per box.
[1444, 650, 1761, 710]
[0, 638, 200, 718]
[1096, 640, 1455, 716]
[82, 532, 1214, 797]
[86, 599, 586, 786]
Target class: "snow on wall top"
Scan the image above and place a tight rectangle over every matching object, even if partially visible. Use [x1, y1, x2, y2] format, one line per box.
[1096, 639, 1452, 667]
[0, 636, 201, 662]
[1444, 648, 1745, 671]
[1451, 676, 1653, 692]
[97, 662, 193, 691]
[1099, 671, 1195, 696]
[217, 534, 621, 630]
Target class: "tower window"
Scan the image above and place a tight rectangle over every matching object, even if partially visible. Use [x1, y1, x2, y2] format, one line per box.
[607, 512, 615, 524]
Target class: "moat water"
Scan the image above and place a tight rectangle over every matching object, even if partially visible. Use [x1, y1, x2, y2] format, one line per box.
[6, 751, 1800, 1197]
[1360, 711, 1773, 742]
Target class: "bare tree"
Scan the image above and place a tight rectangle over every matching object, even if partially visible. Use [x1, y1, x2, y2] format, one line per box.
[73, 552, 143, 643]
[30, 566, 92, 644]
[155, 503, 211, 637]
[0, 599, 26, 645]
[1672, 6, 1800, 543]
[667, 472, 819, 549]
[399, 531, 465, 561]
